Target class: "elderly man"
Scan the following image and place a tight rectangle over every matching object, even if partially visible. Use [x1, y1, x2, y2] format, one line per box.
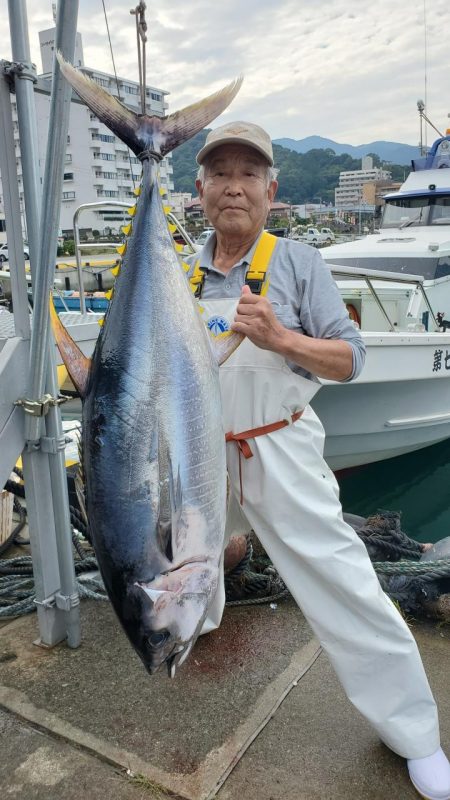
[184, 121, 450, 800]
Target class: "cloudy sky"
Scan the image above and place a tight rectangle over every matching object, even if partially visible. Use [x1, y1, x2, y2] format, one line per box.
[1, 0, 449, 147]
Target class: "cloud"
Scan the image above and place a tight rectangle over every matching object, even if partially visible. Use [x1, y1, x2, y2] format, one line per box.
[1, 0, 448, 146]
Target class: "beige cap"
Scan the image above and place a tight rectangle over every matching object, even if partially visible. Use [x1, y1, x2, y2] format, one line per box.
[196, 121, 274, 166]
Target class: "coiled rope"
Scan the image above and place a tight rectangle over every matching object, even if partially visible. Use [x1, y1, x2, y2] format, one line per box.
[1, 473, 449, 616]
[222, 511, 450, 611]
[0, 471, 106, 616]
[224, 535, 290, 606]
[0, 556, 107, 617]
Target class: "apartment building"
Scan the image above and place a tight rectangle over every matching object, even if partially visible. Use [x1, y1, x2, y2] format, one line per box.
[169, 192, 192, 225]
[361, 179, 403, 207]
[0, 26, 173, 243]
[335, 157, 392, 209]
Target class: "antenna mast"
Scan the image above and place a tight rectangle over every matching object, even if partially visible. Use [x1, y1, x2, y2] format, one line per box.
[423, 0, 428, 151]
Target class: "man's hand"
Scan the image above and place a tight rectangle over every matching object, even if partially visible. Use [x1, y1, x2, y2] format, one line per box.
[231, 285, 288, 352]
[231, 285, 354, 381]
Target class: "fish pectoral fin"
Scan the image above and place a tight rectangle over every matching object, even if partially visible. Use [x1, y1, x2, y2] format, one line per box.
[156, 449, 183, 563]
[49, 295, 91, 398]
[157, 519, 173, 562]
[167, 457, 183, 548]
[208, 330, 245, 366]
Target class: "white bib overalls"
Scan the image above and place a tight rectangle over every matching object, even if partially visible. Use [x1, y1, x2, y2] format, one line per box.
[199, 293, 439, 759]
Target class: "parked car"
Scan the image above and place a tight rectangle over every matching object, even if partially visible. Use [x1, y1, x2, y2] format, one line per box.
[0, 242, 30, 262]
[295, 227, 336, 245]
[320, 227, 335, 242]
[195, 229, 215, 247]
[297, 227, 328, 245]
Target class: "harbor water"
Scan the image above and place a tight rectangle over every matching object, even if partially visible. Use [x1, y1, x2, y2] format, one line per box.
[338, 438, 450, 545]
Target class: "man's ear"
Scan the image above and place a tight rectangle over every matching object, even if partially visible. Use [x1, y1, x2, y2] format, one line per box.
[268, 180, 278, 203]
[195, 178, 204, 200]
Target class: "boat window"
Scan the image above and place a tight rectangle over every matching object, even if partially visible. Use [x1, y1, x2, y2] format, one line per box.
[382, 197, 430, 229]
[382, 195, 450, 228]
[436, 256, 450, 278]
[326, 256, 442, 280]
[430, 197, 450, 225]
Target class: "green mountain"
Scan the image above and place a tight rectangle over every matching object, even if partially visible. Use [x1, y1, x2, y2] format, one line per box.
[170, 132, 409, 205]
[274, 136, 418, 166]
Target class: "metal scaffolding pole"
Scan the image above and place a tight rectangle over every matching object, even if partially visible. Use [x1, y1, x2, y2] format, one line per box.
[7, 0, 81, 647]
[8, 0, 40, 284]
[0, 66, 31, 492]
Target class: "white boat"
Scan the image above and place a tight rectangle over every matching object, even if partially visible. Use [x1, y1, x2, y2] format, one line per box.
[314, 134, 450, 470]
[0, 259, 119, 301]
[323, 134, 450, 326]
[311, 264, 450, 470]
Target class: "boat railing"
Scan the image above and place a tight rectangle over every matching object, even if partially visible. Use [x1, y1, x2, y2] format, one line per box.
[72, 201, 197, 314]
[327, 262, 438, 332]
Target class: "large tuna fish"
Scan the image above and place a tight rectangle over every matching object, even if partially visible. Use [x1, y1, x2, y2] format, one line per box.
[52, 54, 243, 676]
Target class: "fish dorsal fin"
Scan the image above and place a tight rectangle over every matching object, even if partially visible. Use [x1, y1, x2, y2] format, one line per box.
[49, 297, 91, 398]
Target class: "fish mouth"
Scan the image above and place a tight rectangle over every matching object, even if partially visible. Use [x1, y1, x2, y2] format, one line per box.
[145, 641, 185, 676]
[166, 640, 194, 678]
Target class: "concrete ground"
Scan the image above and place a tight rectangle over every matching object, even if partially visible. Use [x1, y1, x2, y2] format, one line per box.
[0, 598, 448, 800]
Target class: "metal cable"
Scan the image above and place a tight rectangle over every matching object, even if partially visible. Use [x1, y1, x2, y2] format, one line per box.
[101, 0, 136, 189]
[131, 2, 147, 115]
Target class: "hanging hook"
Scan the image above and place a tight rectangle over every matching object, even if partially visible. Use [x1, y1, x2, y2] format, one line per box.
[130, 2, 147, 115]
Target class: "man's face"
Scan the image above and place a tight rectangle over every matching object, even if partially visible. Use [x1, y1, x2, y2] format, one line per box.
[196, 144, 277, 240]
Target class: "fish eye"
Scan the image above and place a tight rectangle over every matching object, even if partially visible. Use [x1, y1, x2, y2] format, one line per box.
[148, 630, 170, 649]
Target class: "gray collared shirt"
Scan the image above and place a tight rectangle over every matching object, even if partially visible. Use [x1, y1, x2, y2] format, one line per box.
[184, 231, 366, 382]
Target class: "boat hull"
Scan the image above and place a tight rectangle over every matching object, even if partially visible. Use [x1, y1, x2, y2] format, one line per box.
[312, 332, 450, 469]
[0, 263, 117, 301]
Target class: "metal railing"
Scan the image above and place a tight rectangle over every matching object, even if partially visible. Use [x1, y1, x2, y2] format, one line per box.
[72, 200, 196, 314]
[328, 262, 439, 332]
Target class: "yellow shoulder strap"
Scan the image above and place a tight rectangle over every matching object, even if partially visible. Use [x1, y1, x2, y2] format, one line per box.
[188, 231, 278, 299]
[188, 259, 206, 298]
[244, 231, 278, 296]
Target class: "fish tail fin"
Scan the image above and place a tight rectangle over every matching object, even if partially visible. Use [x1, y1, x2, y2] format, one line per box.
[156, 77, 243, 156]
[56, 51, 242, 158]
[49, 295, 91, 397]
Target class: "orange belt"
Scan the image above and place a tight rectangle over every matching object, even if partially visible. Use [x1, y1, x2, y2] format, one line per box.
[225, 410, 303, 504]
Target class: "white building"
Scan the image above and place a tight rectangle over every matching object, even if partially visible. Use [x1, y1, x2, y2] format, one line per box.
[334, 157, 391, 209]
[169, 192, 192, 225]
[0, 26, 173, 242]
